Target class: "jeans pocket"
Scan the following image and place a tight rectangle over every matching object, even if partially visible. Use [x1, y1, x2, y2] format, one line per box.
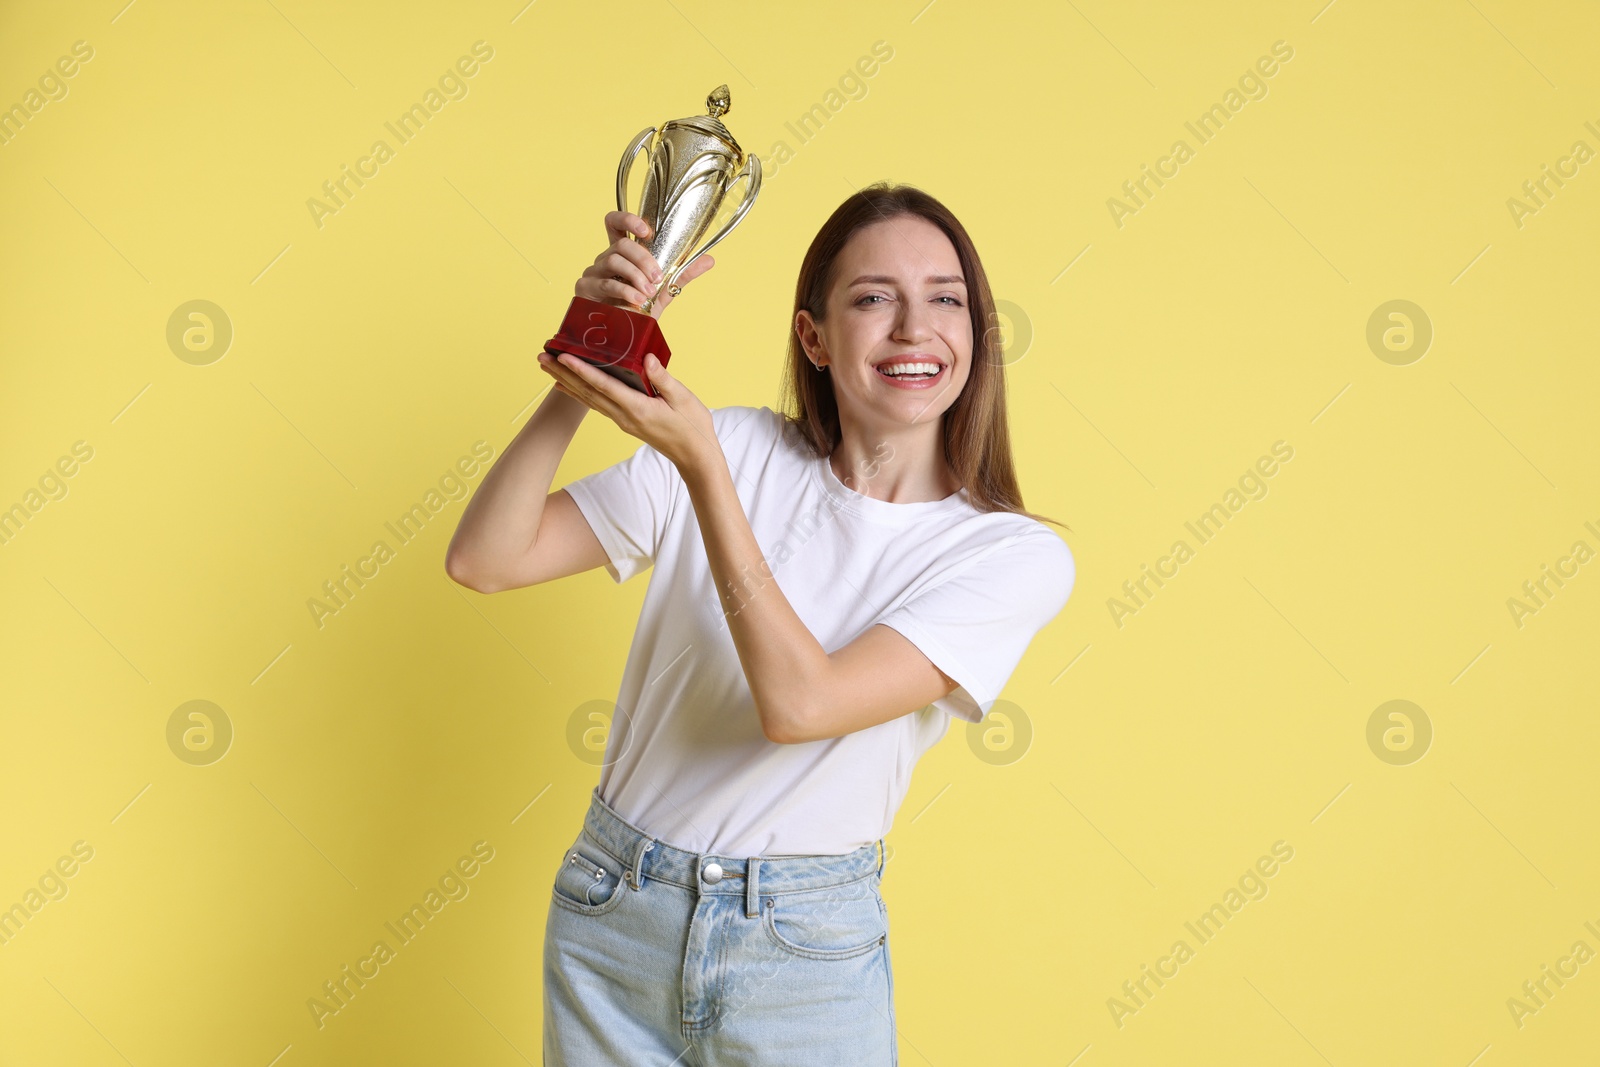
[761, 879, 887, 961]
[550, 830, 627, 916]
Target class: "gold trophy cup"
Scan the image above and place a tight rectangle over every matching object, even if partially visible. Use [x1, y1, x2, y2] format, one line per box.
[544, 85, 762, 397]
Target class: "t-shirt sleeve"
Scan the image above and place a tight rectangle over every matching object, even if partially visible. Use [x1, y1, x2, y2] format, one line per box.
[875, 528, 1076, 723]
[559, 406, 760, 584]
[559, 435, 685, 585]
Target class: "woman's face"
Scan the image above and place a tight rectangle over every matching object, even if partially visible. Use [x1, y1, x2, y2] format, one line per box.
[797, 215, 973, 431]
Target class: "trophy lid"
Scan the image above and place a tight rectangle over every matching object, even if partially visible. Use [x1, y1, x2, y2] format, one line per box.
[660, 85, 743, 157]
[706, 84, 731, 119]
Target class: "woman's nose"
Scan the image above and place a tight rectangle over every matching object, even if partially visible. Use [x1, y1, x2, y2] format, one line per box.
[891, 302, 934, 342]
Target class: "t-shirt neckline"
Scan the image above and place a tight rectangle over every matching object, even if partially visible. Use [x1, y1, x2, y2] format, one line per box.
[808, 446, 972, 525]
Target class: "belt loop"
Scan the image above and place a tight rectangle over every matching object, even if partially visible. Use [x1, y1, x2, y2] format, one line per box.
[745, 857, 761, 917]
[875, 838, 885, 877]
[629, 837, 654, 890]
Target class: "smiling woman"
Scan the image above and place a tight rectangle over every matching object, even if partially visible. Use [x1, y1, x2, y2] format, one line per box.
[446, 182, 1077, 1066]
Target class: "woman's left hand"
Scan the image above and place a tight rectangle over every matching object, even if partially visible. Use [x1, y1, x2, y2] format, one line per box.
[537, 349, 719, 475]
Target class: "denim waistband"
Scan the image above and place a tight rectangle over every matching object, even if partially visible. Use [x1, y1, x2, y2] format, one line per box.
[581, 785, 884, 902]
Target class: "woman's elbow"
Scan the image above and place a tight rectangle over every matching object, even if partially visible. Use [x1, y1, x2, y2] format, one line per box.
[444, 552, 500, 594]
[759, 700, 808, 745]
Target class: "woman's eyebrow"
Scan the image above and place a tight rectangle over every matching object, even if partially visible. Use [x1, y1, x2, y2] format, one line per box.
[847, 274, 967, 286]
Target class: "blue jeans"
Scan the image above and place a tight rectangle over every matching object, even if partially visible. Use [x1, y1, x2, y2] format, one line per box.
[542, 785, 897, 1065]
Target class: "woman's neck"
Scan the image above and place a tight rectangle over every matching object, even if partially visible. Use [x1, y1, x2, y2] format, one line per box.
[829, 420, 959, 504]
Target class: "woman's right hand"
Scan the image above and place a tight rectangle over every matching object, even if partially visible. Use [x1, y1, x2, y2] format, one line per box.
[573, 210, 714, 320]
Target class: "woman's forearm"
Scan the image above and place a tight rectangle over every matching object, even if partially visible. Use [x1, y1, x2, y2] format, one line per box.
[445, 387, 589, 584]
[680, 447, 831, 743]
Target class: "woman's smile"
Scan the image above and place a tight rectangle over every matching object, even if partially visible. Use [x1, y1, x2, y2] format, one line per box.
[872, 359, 949, 389]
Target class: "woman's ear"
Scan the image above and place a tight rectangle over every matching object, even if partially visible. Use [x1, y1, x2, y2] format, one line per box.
[795, 309, 826, 368]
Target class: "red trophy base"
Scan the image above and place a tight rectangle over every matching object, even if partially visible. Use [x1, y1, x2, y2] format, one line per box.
[543, 296, 673, 398]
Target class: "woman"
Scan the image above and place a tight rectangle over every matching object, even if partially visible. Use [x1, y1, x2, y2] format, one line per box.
[446, 182, 1075, 1065]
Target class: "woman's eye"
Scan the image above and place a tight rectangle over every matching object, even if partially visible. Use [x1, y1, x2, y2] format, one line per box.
[855, 293, 962, 306]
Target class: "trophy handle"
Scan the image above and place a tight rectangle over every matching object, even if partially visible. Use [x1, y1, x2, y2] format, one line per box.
[663, 153, 762, 293]
[615, 126, 657, 216]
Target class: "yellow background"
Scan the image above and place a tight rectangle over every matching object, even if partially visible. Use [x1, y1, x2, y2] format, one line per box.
[2, 0, 1597, 1063]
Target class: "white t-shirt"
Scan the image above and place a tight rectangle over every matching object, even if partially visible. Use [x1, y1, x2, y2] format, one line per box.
[561, 405, 1075, 856]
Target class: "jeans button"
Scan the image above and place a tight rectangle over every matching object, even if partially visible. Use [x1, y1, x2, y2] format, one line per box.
[701, 861, 723, 884]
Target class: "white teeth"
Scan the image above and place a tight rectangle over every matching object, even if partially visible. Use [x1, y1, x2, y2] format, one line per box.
[877, 362, 942, 378]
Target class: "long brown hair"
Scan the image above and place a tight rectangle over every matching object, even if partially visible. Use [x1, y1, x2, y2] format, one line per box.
[776, 182, 1067, 531]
